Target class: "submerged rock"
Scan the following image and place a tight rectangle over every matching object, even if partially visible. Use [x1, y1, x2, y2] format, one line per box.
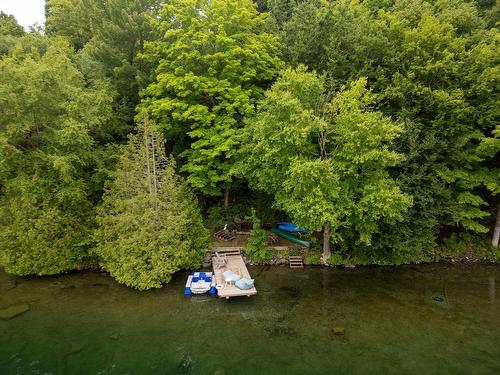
[4, 280, 17, 290]
[0, 303, 30, 320]
[265, 324, 297, 338]
[279, 286, 300, 299]
[49, 281, 65, 289]
[431, 295, 447, 306]
[333, 326, 345, 335]
[177, 353, 193, 374]
[66, 343, 84, 355]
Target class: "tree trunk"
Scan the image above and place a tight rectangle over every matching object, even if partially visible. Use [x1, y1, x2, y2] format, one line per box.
[492, 204, 500, 247]
[224, 187, 230, 208]
[151, 134, 158, 195]
[322, 223, 331, 263]
[144, 132, 152, 195]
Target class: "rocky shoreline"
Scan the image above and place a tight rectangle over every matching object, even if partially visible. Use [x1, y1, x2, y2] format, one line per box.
[204, 246, 500, 269]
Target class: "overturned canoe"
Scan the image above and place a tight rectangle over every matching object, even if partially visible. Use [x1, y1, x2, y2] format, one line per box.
[272, 228, 310, 248]
[277, 222, 309, 234]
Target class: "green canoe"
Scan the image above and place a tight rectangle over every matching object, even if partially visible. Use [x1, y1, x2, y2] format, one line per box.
[271, 228, 310, 248]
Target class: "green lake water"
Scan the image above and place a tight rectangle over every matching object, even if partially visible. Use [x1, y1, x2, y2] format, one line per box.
[1, 264, 499, 374]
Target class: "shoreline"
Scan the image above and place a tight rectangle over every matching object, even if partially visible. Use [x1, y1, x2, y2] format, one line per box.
[204, 247, 500, 269]
[1, 251, 498, 283]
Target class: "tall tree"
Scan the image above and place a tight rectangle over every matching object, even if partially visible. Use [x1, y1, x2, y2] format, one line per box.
[0, 11, 25, 36]
[373, 12, 499, 258]
[279, 0, 500, 259]
[0, 12, 25, 56]
[45, 0, 94, 50]
[239, 67, 411, 260]
[263, 0, 299, 26]
[93, 119, 209, 290]
[46, 0, 162, 141]
[0, 37, 113, 275]
[139, 0, 283, 203]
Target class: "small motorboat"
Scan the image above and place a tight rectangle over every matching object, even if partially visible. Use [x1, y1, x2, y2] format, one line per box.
[185, 271, 216, 297]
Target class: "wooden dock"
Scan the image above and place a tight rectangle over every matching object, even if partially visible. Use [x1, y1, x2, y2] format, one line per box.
[211, 249, 257, 299]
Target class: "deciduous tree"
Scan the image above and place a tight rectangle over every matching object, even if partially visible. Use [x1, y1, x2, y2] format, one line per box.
[239, 68, 411, 260]
[140, 0, 282, 200]
[0, 37, 113, 275]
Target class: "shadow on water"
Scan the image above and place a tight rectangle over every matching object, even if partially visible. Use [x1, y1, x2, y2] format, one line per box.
[255, 264, 271, 277]
[0, 264, 499, 375]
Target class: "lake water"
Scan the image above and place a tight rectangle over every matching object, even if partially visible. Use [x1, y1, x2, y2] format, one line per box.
[1, 264, 499, 374]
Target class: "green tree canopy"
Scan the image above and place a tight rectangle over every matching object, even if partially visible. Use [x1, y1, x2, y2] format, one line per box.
[46, 0, 163, 142]
[0, 11, 25, 36]
[140, 0, 283, 198]
[0, 37, 113, 275]
[239, 67, 412, 260]
[0, 12, 25, 57]
[93, 120, 209, 290]
[45, 0, 94, 50]
[278, 0, 500, 257]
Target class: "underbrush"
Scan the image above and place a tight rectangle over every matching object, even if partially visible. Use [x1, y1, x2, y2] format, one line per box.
[243, 209, 275, 261]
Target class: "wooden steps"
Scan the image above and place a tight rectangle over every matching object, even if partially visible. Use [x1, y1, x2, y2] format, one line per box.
[289, 255, 304, 269]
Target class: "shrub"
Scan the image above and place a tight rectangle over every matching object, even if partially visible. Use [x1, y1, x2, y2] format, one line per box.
[327, 252, 348, 266]
[244, 209, 275, 261]
[305, 251, 321, 264]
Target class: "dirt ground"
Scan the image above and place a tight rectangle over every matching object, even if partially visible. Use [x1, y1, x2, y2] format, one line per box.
[211, 231, 298, 248]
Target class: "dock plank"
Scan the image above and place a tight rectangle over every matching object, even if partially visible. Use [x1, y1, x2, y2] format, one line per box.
[212, 254, 257, 299]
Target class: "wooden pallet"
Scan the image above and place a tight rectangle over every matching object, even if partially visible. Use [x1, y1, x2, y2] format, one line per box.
[267, 233, 279, 246]
[213, 230, 236, 242]
[289, 255, 304, 269]
[210, 247, 242, 256]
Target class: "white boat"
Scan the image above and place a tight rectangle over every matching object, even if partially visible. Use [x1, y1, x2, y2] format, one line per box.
[185, 271, 216, 296]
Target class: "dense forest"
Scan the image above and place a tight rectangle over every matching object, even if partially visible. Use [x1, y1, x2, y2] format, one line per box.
[0, 0, 498, 290]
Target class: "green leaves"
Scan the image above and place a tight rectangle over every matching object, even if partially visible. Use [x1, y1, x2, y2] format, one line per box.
[0, 37, 112, 275]
[93, 121, 209, 290]
[240, 68, 411, 250]
[244, 209, 274, 261]
[0, 11, 24, 37]
[47, 0, 162, 142]
[274, 0, 499, 254]
[1, 0, 498, 278]
[238, 67, 323, 194]
[140, 0, 283, 196]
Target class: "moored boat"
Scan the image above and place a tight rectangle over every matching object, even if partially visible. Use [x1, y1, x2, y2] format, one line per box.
[185, 271, 216, 296]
